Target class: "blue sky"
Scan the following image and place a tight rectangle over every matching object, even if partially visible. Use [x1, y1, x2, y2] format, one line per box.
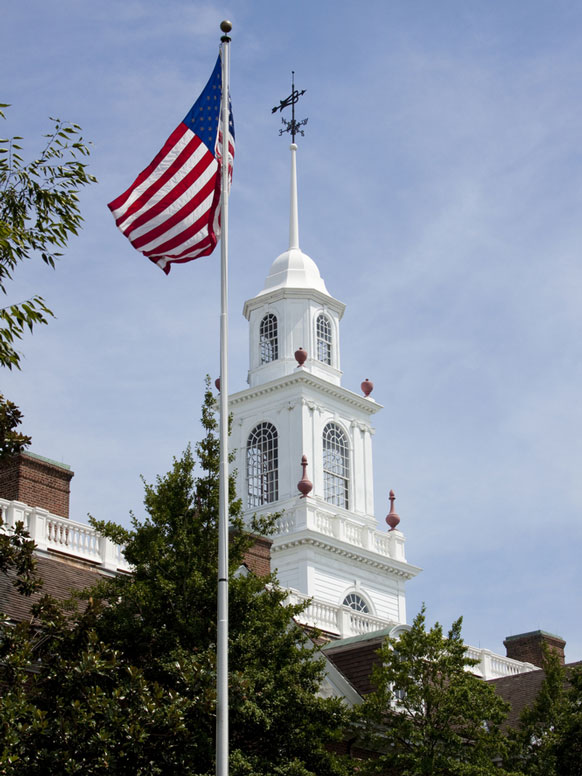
[2, 0, 581, 661]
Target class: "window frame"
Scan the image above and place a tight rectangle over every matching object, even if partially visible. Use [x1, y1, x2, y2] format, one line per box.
[246, 422, 279, 508]
[342, 592, 370, 613]
[259, 313, 278, 365]
[315, 312, 333, 366]
[322, 421, 349, 509]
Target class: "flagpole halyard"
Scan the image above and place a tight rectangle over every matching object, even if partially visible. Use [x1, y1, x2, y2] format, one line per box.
[216, 18, 232, 776]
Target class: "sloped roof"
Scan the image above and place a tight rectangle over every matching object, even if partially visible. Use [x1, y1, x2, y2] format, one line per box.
[0, 554, 108, 623]
[322, 628, 394, 696]
[488, 661, 582, 728]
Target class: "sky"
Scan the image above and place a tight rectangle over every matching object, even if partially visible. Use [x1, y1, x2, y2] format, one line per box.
[1, 0, 581, 662]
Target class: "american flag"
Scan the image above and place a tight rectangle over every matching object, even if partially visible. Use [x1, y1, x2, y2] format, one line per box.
[108, 54, 235, 274]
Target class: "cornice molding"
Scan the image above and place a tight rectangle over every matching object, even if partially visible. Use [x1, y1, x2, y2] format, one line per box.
[230, 371, 383, 415]
[272, 530, 422, 580]
[243, 286, 346, 321]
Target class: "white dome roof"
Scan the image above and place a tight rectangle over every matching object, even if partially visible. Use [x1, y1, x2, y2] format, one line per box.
[258, 247, 329, 296]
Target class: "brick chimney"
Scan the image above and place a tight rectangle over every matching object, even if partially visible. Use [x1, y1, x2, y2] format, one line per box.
[0, 452, 74, 518]
[504, 630, 566, 667]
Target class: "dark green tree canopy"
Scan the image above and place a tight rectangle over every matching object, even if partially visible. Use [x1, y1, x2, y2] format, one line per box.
[0, 381, 351, 776]
[358, 606, 515, 776]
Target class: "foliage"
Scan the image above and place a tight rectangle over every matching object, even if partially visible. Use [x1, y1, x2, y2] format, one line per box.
[0, 102, 96, 372]
[0, 611, 199, 776]
[0, 103, 95, 594]
[504, 646, 566, 776]
[505, 648, 582, 776]
[357, 606, 514, 776]
[0, 380, 351, 776]
[0, 102, 95, 461]
[0, 513, 39, 596]
[0, 397, 38, 598]
[0, 393, 30, 461]
[554, 664, 582, 775]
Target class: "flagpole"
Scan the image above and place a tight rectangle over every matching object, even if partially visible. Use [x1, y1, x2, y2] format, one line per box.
[217, 19, 232, 776]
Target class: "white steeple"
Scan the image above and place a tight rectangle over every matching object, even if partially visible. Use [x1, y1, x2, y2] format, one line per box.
[243, 144, 345, 388]
[230, 140, 420, 639]
[258, 143, 329, 296]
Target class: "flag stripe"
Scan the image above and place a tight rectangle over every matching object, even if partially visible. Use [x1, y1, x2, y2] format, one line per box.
[125, 146, 216, 243]
[108, 123, 190, 218]
[113, 131, 204, 232]
[145, 193, 219, 259]
[134, 169, 217, 252]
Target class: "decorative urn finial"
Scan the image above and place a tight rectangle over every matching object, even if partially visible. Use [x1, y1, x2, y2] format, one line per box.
[295, 347, 307, 367]
[361, 378, 373, 397]
[386, 489, 401, 531]
[215, 377, 221, 391]
[297, 455, 313, 498]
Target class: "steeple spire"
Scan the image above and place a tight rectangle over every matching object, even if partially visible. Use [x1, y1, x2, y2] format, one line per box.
[272, 72, 308, 252]
[289, 143, 299, 250]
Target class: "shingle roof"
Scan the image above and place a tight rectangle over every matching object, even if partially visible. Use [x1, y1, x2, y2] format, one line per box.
[322, 630, 389, 696]
[488, 661, 582, 728]
[0, 554, 109, 623]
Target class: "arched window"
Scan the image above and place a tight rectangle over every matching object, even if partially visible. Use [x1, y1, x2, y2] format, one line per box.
[316, 313, 332, 365]
[247, 422, 278, 507]
[259, 313, 278, 364]
[343, 593, 369, 613]
[323, 422, 349, 508]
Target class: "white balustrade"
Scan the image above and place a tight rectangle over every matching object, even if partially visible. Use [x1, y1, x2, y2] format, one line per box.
[274, 514, 296, 535]
[346, 521, 361, 546]
[374, 532, 390, 555]
[347, 607, 388, 636]
[465, 646, 536, 680]
[303, 506, 406, 564]
[313, 511, 334, 537]
[0, 498, 131, 573]
[286, 589, 392, 639]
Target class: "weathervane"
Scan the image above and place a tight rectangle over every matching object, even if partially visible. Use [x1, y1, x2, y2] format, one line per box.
[272, 71, 308, 142]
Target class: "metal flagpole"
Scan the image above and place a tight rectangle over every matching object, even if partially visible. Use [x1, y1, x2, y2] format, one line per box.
[217, 19, 232, 776]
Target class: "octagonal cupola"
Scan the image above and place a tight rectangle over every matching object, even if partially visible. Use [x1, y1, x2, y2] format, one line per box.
[243, 143, 345, 388]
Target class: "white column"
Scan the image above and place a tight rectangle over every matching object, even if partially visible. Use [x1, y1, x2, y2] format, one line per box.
[28, 507, 49, 552]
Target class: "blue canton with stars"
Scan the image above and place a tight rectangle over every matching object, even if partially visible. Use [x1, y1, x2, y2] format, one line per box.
[183, 54, 235, 155]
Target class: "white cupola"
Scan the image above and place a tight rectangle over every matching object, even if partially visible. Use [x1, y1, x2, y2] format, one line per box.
[230, 142, 421, 640]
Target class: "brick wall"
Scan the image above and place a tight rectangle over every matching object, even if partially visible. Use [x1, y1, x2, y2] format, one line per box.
[504, 630, 566, 667]
[0, 452, 74, 518]
[241, 534, 272, 577]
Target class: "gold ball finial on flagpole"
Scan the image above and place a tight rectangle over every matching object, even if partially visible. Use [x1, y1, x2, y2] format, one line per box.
[220, 20, 232, 33]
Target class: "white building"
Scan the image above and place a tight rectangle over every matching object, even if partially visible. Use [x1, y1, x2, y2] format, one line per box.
[229, 142, 421, 641]
[226, 143, 538, 682]
[0, 142, 538, 682]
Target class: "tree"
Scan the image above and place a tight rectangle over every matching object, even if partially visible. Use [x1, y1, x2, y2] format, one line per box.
[504, 648, 582, 776]
[0, 103, 95, 600]
[0, 103, 96, 457]
[504, 646, 567, 776]
[553, 665, 582, 775]
[0, 380, 352, 776]
[0, 393, 30, 460]
[357, 606, 514, 775]
[0, 513, 39, 597]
